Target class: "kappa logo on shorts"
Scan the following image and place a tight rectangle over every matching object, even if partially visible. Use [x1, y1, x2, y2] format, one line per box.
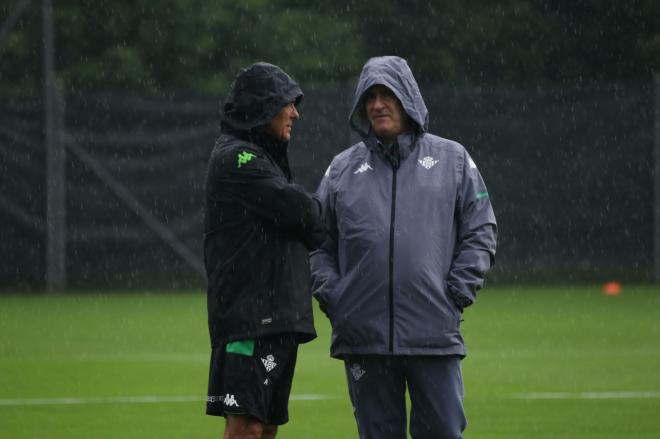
[261, 354, 277, 372]
[223, 393, 239, 407]
[350, 363, 366, 381]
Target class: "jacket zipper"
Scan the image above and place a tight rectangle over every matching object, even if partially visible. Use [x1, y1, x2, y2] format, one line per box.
[388, 166, 397, 353]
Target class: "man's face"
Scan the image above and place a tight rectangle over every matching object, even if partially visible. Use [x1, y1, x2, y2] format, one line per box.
[264, 102, 299, 141]
[364, 85, 409, 142]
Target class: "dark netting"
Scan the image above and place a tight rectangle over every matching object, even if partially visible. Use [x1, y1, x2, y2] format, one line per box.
[421, 83, 654, 282]
[0, 97, 46, 289]
[0, 82, 655, 290]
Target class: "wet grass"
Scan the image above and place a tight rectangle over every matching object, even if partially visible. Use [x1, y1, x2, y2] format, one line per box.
[0, 285, 658, 438]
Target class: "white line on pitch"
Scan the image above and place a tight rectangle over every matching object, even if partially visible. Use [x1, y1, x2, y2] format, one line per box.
[0, 394, 334, 407]
[510, 391, 660, 400]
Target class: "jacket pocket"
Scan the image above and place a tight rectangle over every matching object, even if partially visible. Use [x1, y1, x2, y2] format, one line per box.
[396, 279, 461, 349]
[326, 275, 349, 320]
[445, 281, 463, 324]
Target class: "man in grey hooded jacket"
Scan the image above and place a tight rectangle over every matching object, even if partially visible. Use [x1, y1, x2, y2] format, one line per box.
[310, 56, 497, 439]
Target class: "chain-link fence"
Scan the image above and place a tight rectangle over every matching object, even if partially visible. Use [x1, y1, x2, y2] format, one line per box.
[0, 81, 656, 290]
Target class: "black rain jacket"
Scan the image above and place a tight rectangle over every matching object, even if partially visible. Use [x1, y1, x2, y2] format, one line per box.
[204, 63, 324, 347]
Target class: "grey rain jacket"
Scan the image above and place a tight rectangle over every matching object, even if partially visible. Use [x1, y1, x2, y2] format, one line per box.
[310, 56, 497, 358]
[205, 63, 324, 347]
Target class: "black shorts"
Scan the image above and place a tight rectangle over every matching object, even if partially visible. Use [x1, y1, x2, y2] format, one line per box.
[206, 333, 299, 425]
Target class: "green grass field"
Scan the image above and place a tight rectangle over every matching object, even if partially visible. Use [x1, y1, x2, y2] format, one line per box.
[1, 285, 659, 438]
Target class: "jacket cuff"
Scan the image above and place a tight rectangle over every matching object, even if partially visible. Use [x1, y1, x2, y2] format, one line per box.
[448, 286, 473, 311]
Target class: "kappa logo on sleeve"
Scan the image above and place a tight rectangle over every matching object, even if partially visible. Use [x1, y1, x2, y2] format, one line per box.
[237, 151, 256, 168]
[354, 162, 373, 174]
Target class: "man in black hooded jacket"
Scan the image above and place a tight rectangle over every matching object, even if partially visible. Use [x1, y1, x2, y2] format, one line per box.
[204, 62, 324, 439]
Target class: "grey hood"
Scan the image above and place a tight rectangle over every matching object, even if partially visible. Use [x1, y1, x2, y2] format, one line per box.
[349, 56, 429, 138]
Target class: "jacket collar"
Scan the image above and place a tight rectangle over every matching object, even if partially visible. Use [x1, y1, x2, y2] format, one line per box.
[365, 129, 418, 165]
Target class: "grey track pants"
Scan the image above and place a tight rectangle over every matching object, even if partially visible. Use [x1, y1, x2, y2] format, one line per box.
[343, 355, 466, 439]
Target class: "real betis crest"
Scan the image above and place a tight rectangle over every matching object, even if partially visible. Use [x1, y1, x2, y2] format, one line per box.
[418, 156, 439, 169]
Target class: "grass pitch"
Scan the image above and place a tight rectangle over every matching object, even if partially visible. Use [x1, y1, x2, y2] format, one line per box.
[0, 285, 659, 438]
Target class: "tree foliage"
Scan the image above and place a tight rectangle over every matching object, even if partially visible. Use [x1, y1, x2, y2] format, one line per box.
[0, 0, 658, 95]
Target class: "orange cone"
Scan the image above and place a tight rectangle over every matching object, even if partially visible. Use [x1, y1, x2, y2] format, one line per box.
[602, 281, 622, 296]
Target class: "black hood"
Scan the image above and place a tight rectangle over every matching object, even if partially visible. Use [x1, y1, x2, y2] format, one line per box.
[221, 62, 303, 131]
